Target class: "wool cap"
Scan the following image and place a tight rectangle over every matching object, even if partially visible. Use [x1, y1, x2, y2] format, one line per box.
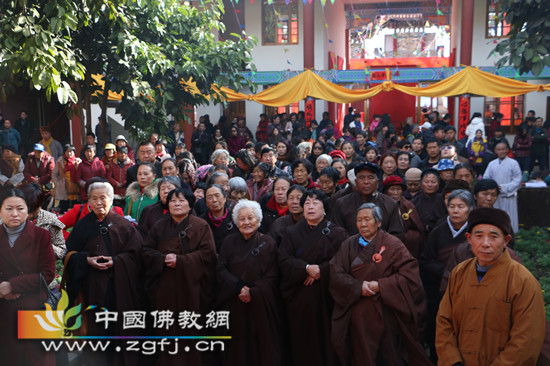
[467, 207, 512, 236]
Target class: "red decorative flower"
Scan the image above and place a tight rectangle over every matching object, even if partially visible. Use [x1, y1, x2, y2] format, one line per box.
[372, 246, 386, 263]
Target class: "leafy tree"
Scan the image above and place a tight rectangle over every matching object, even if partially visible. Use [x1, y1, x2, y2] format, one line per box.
[0, 0, 256, 141]
[493, 0, 550, 76]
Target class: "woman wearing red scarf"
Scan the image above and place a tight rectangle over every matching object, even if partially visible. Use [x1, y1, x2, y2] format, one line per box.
[331, 158, 349, 189]
[200, 184, 238, 252]
[52, 144, 81, 213]
[259, 177, 292, 234]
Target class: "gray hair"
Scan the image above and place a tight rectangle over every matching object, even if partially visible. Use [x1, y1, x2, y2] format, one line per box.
[297, 141, 312, 153]
[357, 203, 383, 223]
[210, 149, 230, 164]
[232, 199, 263, 227]
[447, 189, 475, 210]
[158, 175, 181, 189]
[87, 182, 114, 202]
[206, 172, 229, 187]
[229, 176, 247, 193]
[316, 154, 333, 166]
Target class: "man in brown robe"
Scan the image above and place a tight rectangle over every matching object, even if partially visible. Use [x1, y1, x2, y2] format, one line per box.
[436, 208, 546, 365]
[330, 204, 430, 366]
[278, 216, 349, 366]
[142, 212, 217, 366]
[331, 162, 403, 239]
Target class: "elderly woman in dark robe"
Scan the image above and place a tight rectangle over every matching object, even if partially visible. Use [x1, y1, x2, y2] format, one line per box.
[278, 189, 349, 366]
[137, 175, 181, 238]
[382, 175, 425, 259]
[259, 177, 292, 234]
[0, 188, 55, 366]
[268, 184, 306, 246]
[216, 199, 282, 366]
[419, 188, 474, 363]
[411, 168, 447, 234]
[329, 203, 431, 366]
[65, 182, 142, 365]
[200, 184, 238, 252]
[142, 186, 217, 366]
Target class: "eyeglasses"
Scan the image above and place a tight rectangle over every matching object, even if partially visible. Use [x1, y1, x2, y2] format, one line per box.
[314, 146, 323, 150]
[403, 145, 411, 149]
[441, 146, 454, 150]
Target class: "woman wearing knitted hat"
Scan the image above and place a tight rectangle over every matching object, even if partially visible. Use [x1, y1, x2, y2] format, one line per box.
[382, 175, 424, 259]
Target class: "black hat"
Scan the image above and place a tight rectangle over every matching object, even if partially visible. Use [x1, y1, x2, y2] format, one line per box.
[467, 207, 512, 236]
[354, 162, 380, 176]
[3, 145, 17, 153]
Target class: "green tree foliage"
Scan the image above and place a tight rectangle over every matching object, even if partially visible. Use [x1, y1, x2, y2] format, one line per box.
[0, 0, 256, 140]
[514, 227, 550, 320]
[493, 0, 550, 76]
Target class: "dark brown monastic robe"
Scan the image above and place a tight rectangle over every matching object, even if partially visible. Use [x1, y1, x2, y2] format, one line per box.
[278, 218, 348, 366]
[142, 214, 217, 366]
[200, 208, 238, 252]
[331, 191, 404, 239]
[419, 218, 467, 363]
[216, 232, 282, 366]
[0, 222, 55, 366]
[65, 211, 142, 366]
[268, 214, 299, 246]
[137, 201, 166, 238]
[410, 191, 447, 233]
[330, 231, 430, 366]
[328, 184, 353, 216]
[399, 197, 425, 259]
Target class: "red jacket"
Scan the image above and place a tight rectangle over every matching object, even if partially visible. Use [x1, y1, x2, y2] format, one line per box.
[107, 158, 135, 197]
[59, 203, 125, 233]
[73, 157, 106, 200]
[23, 151, 55, 185]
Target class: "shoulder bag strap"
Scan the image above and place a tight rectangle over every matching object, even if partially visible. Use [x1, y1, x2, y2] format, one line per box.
[59, 250, 78, 290]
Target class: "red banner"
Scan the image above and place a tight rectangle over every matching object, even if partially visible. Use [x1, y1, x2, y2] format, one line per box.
[458, 96, 470, 140]
[305, 99, 315, 127]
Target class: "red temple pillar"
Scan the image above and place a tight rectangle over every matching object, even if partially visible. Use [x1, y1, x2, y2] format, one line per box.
[303, 2, 315, 69]
[460, 0, 474, 66]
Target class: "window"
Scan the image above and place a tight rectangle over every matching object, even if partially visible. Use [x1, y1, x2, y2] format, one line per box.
[484, 96, 524, 133]
[486, 0, 510, 38]
[262, 0, 298, 45]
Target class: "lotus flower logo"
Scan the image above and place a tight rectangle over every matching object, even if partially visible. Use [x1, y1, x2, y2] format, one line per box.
[33, 290, 82, 338]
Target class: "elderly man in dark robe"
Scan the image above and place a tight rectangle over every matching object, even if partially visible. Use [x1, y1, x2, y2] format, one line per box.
[330, 203, 431, 366]
[216, 199, 282, 366]
[278, 190, 349, 366]
[436, 208, 546, 366]
[142, 187, 217, 366]
[65, 182, 142, 366]
[331, 162, 403, 239]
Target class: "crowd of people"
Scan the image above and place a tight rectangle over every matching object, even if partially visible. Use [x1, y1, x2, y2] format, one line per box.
[0, 107, 548, 366]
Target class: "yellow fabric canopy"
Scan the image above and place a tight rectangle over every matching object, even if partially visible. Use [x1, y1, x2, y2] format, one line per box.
[393, 67, 548, 97]
[97, 66, 550, 105]
[213, 67, 550, 106]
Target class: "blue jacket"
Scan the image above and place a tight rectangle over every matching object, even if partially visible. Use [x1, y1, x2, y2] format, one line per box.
[0, 128, 21, 152]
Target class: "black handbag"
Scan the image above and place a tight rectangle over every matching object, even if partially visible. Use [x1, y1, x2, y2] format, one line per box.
[39, 273, 61, 310]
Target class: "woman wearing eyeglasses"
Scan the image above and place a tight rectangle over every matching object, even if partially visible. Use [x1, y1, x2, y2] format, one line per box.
[142, 187, 217, 366]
